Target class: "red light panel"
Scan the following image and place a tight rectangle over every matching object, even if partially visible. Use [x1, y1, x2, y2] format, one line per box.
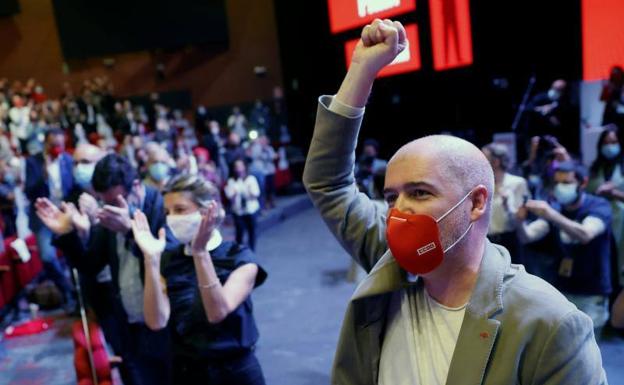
[328, 0, 416, 34]
[428, 0, 473, 71]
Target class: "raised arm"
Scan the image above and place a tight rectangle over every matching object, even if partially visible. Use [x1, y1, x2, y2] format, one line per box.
[191, 202, 258, 324]
[131, 210, 170, 330]
[303, 19, 407, 272]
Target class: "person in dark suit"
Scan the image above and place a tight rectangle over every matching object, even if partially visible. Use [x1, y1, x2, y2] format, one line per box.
[76, 90, 98, 136]
[65, 143, 126, 363]
[527, 79, 579, 153]
[24, 128, 75, 306]
[35, 154, 176, 385]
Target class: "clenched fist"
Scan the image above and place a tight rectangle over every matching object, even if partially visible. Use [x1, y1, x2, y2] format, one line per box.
[351, 19, 407, 77]
[335, 19, 407, 108]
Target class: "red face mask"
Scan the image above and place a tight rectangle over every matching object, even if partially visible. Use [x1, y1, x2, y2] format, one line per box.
[385, 189, 474, 275]
[48, 145, 63, 159]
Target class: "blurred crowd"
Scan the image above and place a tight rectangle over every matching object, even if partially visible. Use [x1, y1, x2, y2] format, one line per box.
[0, 77, 294, 253]
[0, 75, 299, 384]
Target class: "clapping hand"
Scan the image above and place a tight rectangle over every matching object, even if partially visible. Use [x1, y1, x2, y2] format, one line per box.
[524, 199, 554, 220]
[596, 181, 616, 197]
[131, 209, 165, 265]
[190, 201, 220, 255]
[63, 201, 90, 238]
[35, 198, 90, 237]
[97, 195, 132, 234]
[35, 198, 73, 235]
[79, 193, 100, 224]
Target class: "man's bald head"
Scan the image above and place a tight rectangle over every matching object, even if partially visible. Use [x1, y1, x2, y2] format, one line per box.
[387, 135, 494, 229]
[74, 143, 105, 164]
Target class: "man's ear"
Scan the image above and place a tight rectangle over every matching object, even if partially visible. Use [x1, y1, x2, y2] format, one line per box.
[470, 185, 488, 222]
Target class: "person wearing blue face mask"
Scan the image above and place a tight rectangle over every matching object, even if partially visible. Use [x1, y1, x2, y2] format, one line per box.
[67, 143, 104, 206]
[63, 142, 127, 368]
[143, 143, 173, 192]
[588, 126, 624, 290]
[526, 79, 578, 154]
[517, 161, 613, 337]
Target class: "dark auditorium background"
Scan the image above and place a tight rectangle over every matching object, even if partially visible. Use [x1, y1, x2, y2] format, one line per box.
[0, 0, 283, 110]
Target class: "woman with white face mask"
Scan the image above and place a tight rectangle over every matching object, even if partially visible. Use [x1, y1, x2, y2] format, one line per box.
[131, 174, 267, 385]
[588, 126, 624, 288]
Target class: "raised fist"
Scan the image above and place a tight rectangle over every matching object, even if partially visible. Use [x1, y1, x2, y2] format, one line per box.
[351, 19, 407, 76]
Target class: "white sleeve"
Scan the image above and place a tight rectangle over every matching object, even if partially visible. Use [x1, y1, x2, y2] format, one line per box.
[511, 179, 529, 213]
[224, 179, 236, 199]
[320, 95, 366, 119]
[580, 216, 606, 240]
[522, 219, 551, 243]
[247, 176, 261, 198]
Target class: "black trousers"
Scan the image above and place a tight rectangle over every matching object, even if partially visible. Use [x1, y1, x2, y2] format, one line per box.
[264, 174, 276, 205]
[116, 318, 172, 385]
[234, 213, 258, 251]
[173, 350, 265, 385]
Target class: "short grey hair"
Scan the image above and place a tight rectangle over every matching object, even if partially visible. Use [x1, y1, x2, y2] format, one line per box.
[482, 142, 511, 171]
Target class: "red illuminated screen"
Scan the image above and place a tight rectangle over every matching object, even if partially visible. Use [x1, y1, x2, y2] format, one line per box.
[582, 0, 624, 81]
[327, 0, 416, 34]
[344, 24, 421, 78]
[428, 0, 473, 70]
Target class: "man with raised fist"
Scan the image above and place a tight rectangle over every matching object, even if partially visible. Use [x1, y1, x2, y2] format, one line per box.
[303, 19, 606, 385]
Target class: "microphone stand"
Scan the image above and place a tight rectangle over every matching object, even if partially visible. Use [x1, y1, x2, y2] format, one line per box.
[512, 75, 537, 132]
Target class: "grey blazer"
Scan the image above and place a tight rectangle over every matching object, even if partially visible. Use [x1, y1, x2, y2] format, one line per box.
[302, 97, 607, 385]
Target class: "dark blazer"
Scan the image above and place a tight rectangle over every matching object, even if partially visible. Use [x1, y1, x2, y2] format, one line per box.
[25, 152, 74, 202]
[25, 152, 74, 230]
[55, 185, 176, 385]
[54, 185, 178, 307]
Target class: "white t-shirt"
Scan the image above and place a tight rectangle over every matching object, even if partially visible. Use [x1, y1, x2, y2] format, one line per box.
[379, 282, 466, 385]
[489, 173, 529, 235]
[45, 155, 63, 204]
[225, 175, 261, 216]
[116, 233, 144, 323]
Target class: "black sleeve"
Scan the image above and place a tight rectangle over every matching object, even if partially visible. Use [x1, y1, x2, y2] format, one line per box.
[229, 244, 267, 288]
[53, 227, 110, 276]
[24, 157, 45, 202]
[528, 93, 550, 109]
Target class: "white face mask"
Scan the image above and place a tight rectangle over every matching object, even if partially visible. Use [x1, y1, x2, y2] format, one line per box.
[167, 211, 202, 245]
[553, 183, 579, 206]
[74, 162, 96, 188]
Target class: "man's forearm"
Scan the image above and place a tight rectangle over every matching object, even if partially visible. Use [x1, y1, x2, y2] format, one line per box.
[546, 210, 594, 244]
[608, 188, 624, 202]
[335, 63, 376, 108]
